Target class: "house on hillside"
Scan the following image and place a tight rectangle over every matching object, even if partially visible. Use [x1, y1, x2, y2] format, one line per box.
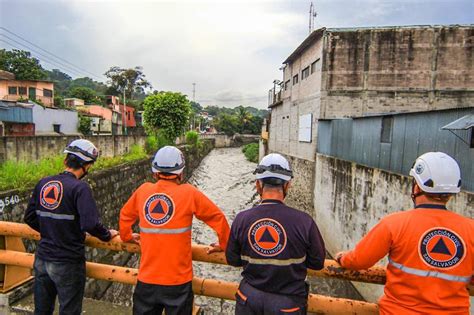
[0, 70, 55, 107]
[64, 98, 85, 107]
[106, 95, 137, 132]
[0, 100, 35, 136]
[77, 104, 123, 135]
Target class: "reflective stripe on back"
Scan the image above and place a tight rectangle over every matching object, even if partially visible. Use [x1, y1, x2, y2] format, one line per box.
[388, 258, 472, 283]
[36, 210, 75, 221]
[140, 226, 191, 234]
[241, 255, 306, 266]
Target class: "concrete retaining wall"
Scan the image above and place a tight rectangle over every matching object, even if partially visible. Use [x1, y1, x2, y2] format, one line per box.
[0, 140, 214, 299]
[0, 135, 147, 163]
[313, 153, 474, 302]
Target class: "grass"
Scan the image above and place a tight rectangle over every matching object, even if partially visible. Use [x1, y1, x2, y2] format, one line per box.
[242, 142, 259, 163]
[0, 144, 148, 191]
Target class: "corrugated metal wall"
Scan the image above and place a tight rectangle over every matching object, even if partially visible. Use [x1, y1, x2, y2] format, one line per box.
[317, 108, 474, 192]
[0, 104, 33, 123]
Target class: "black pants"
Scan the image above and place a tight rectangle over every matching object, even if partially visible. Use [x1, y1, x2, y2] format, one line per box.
[133, 280, 194, 315]
[235, 281, 307, 315]
[33, 257, 86, 315]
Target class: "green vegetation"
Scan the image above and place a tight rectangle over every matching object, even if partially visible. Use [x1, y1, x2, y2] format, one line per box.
[144, 132, 174, 155]
[0, 145, 148, 191]
[185, 131, 199, 146]
[242, 143, 259, 163]
[0, 49, 47, 80]
[143, 92, 191, 142]
[78, 115, 92, 135]
[212, 106, 266, 136]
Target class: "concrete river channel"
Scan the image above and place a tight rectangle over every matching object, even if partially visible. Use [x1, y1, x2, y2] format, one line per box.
[12, 147, 361, 314]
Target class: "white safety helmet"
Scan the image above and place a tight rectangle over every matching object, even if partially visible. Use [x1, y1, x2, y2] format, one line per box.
[409, 152, 461, 194]
[64, 139, 99, 162]
[152, 146, 185, 175]
[254, 153, 293, 182]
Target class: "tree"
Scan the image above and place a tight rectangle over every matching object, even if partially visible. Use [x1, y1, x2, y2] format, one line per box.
[68, 87, 98, 104]
[46, 69, 72, 96]
[104, 66, 152, 100]
[214, 113, 239, 136]
[78, 115, 92, 135]
[190, 101, 202, 113]
[143, 92, 191, 142]
[235, 106, 252, 133]
[0, 49, 47, 80]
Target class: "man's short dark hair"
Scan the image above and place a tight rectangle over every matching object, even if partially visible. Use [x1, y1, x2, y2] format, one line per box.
[65, 154, 92, 170]
[260, 177, 286, 188]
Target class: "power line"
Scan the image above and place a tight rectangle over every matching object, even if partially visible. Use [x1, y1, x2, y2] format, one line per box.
[0, 38, 86, 78]
[0, 27, 104, 80]
[0, 36, 92, 79]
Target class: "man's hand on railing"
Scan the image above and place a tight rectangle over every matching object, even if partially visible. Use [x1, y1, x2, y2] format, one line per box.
[207, 242, 223, 254]
[335, 252, 345, 265]
[109, 229, 119, 239]
[127, 233, 140, 245]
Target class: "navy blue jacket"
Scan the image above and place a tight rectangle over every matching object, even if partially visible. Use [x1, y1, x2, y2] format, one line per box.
[226, 200, 325, 297]
[24, 172, 111, 263]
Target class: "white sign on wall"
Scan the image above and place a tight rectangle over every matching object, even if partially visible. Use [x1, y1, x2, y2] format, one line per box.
[298, 113, 312, 142]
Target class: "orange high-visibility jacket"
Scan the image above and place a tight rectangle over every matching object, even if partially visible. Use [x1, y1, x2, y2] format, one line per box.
[120, 180, 230, 285]
[340, 206, 474, 315]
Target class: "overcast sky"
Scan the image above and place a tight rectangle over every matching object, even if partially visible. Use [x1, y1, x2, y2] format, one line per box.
[1, 0, 473, 108]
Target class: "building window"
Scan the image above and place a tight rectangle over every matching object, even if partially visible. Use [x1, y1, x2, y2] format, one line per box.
[8, 86, 17, 95]
[311, 59, 321, 74]
[53, 124, 61, 133]
[43, 89, 53, 97]
[18, 87, 27, 95]
[381, 116, 394, 143]
[284, 80, 290, 91]
[293, 74, 299, 85]
[470, 129, 474, 149]
[302, 66, 310, 80]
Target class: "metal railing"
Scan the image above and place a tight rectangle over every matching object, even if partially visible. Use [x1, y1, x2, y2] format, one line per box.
[0, 222, 472, 313]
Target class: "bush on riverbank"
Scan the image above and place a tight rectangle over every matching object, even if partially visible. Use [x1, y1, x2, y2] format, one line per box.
[242, 143, 259, 163]
[0, 144, 148, 191]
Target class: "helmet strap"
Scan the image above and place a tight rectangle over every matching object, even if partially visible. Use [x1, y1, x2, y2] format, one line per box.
[411, 181, 423, 206]
[79, 166, 88, 180]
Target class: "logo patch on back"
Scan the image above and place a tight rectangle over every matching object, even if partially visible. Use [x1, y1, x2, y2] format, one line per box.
[40, 181, 63, 210]
[143, 193, 175, 226]
[248, 218, 287, 257]
[418, 227, 466, 269]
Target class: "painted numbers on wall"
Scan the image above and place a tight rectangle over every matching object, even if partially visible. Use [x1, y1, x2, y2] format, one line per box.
[0, 195, 20, 213]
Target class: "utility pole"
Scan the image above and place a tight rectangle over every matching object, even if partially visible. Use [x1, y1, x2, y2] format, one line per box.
[192, 83, 196, 131]
[122, 88, 127, 136]
[309, 2, 317, 34]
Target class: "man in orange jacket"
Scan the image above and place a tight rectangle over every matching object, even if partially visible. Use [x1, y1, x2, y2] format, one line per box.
[336, 152, 473, 315]
[120, 146, 230, 315]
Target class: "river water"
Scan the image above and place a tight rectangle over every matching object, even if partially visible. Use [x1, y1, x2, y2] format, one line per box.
[100, 147, 360, 313]
[190, 147, 258, 314]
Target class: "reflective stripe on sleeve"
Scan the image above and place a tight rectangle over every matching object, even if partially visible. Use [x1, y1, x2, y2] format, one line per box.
[140, 226, 192, 234]
[388, 258, 472, 283]
[240, 255, 306, 266]
[35, 210, 75, 221]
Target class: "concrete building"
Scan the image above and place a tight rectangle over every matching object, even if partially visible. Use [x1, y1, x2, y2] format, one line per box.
[32, 103, 79, 135]
[77, 104, 122, 135]
[265, 24, 474, 303]
[0, 100, 34, 136]
[64, 98, 85, 107]
[269, 25, 474, 161]
[0, 71, 54, 107]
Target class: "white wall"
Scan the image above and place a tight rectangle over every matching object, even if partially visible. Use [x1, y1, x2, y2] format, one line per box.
[32, 104, 79, 135]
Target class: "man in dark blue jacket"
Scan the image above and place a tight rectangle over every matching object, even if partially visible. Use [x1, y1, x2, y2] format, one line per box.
[24, 139, 118, 315]
[226, 153, 326, 315]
